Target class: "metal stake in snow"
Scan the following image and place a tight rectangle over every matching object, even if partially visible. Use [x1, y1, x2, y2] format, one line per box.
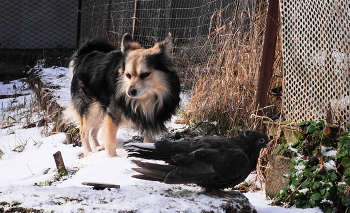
[53, 151, 67, 174]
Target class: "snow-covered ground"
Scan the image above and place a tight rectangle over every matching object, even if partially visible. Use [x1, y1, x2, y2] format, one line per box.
[0, 66, 322, 212]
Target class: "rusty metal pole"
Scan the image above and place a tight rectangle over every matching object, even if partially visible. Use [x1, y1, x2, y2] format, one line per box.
[131, 0, 139, 39]
[76, 0, 83, 48]
[255, 0, 280, 115]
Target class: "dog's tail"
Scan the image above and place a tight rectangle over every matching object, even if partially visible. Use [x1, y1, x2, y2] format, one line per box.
[69, 40, 116, 77]
[76, 39, 116, 56]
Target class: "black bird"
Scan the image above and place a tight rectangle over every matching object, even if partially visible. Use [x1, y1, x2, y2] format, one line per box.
[126, 130, 269, 196]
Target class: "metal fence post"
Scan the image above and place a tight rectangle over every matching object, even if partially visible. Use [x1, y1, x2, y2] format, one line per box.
[255, 0, 280, 115]
[131, 0, 140, 39]
[76, 0, 83, 48]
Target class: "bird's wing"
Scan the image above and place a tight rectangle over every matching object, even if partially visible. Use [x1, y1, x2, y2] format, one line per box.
[164, 147, 250, 185]
[164, 153, 217, 184]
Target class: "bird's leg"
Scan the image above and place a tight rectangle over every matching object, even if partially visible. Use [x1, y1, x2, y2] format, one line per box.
[204, 187, 241, 197]
[204, 187, 227, 197]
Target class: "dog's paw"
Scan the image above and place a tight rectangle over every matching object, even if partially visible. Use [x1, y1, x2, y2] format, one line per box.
[93, 145, 105, 152]
[105, 149, 118, 158]
[83, 151, 94, 157]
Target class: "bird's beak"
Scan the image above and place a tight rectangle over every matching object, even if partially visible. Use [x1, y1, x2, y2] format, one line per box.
[265, 143, 272, 151]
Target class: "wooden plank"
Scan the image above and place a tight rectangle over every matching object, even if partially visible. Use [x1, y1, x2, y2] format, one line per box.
[255, 0, 280, 115]
[82, 182, 121, 190]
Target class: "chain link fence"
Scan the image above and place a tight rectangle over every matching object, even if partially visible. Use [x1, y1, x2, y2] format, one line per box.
[2, 0, 348, 129]
[0, 0, 78, 80]
[79, 0, 262, 90]
[0, 1, 77, 49]
[79, 0, 268, 134]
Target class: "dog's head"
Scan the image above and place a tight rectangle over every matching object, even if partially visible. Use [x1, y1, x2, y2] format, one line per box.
[119, 33, 173, 99]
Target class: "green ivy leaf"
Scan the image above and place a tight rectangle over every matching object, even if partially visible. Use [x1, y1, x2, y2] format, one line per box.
[306, 124, 316, 134]
[295, 199, 307, 208]
[299, 120, 311, 126]
[311, 182, 321, 189]
[338, 184, 345, 191]
[310, 192, 322, 201]
[315, 120, 325, 128]
[329, 173, 337, 182]
[273, 144, 285, 155]
[342, 197, 350, 206]
[324, 207, 334, 213]
[341, 157, 350, 167]
[302, 181, 310, 188]
[308, 200, 316, 207]
[340, 139, 350, 150]
[345, 167, 350, 176]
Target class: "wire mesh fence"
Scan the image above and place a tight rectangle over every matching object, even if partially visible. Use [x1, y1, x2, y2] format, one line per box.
[79, 0, 268, 134]
[79, 0, 265, 90]
[0, 1, 77, 49]
[3, 0, 348, 130]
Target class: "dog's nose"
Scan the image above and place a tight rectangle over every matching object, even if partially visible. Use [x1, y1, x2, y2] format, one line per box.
[128, 89, 137, 97]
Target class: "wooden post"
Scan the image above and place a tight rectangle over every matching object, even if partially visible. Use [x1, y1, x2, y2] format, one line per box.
[53, 151, 67, 174]
[65, 133, 73, 145]
[255, 0, 280, 115]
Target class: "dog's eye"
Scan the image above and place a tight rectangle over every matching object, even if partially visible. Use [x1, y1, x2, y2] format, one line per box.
[140, 72, 150, 79]
[125, 73, 131, 79]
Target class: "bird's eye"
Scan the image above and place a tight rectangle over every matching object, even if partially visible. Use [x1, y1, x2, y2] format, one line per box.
[126, 73, 131, 79]
[140, 72, 150, 79]
[259, 138, 265, 143]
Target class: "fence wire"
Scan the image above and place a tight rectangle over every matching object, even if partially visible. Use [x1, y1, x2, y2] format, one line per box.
[80, 0, 264, 89]
[0, 1, 77, 49]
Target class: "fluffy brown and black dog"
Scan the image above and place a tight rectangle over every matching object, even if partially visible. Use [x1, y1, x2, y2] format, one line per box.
[64, 34, 180, 157]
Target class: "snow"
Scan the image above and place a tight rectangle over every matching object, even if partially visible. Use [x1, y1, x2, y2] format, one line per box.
[321, 146, 337, 157]
[0, 66, 322, 212]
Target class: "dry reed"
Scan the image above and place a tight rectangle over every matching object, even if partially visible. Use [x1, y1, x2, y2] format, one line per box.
[181, 1, 268, 136]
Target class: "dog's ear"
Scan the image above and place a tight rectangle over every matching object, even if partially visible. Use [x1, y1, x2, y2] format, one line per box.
[153, 33, 172, 55]
[121, 33, 141, 53]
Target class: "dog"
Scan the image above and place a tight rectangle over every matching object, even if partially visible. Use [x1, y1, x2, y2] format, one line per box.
[64, 33, 181, 157]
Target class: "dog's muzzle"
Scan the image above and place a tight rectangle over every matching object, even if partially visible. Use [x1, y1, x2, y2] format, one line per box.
[127, 89, 138, 97]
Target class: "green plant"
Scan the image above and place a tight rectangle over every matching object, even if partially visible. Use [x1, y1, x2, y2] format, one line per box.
[12, 137, 29, 153]
[53, 168, 68, 181]
[273, 121, 350, 213]
[336, 131, 350, 210]
[33, 140, 43, 148]
[36, 166, 80, 187]
[37, 180, 52, 186]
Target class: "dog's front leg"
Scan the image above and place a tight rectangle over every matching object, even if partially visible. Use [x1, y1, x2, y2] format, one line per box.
[103, 114, 118, 157]
[143, 136, 153, 143]
[80, 117, 93, 156]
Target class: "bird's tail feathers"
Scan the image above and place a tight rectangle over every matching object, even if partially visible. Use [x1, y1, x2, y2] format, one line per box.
[131, 174, 161, 182]
[131, 159, 175, 182]
[126, 144, 168, 162]
[126, 143, 156, 150]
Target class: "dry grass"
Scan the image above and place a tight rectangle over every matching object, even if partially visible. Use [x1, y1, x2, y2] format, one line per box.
[181, 1, 268, 136]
